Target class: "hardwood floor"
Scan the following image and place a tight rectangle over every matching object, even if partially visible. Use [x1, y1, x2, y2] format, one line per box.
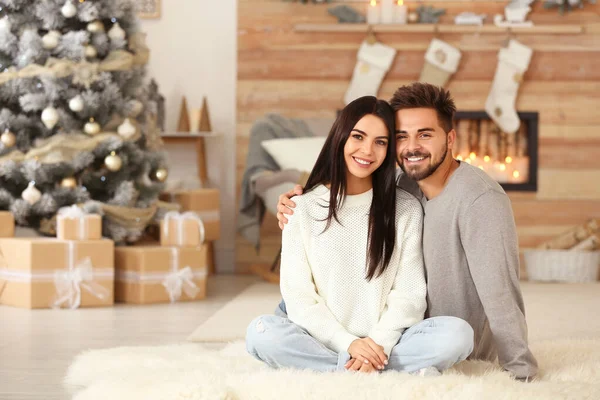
[0, 274, 261, 400]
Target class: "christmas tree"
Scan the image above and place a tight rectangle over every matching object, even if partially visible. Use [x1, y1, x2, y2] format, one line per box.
[0, 0, 168, 243]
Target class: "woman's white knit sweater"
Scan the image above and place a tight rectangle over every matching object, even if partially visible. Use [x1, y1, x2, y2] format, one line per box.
[280, 184, 427, 357]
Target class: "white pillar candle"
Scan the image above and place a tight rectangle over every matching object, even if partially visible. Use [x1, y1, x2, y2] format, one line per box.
[394, 0, 408, 24]
[380, 0, 394, 24]
[367, 0, 381, 25]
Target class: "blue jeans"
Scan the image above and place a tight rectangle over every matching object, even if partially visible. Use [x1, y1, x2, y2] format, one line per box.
[246, 300, 474, 373]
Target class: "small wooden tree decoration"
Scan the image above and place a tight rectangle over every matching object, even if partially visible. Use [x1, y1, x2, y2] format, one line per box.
[177, 96, 191, 132]
[199, 97, 212, 132]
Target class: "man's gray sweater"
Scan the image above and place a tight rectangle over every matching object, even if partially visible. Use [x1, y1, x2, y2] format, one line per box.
[398, 161, 538, 379]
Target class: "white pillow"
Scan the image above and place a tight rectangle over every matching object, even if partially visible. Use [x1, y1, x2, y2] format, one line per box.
[261, 136, 327, 173]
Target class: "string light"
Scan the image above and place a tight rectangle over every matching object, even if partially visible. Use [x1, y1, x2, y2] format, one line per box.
[505, 156, 513, 164]
[484, 155, 491, 162]
[456, 155, 463, 161]
[499, 163, 506, 171]
[469, 152, 476, 160]
[513, 170, 520, 178]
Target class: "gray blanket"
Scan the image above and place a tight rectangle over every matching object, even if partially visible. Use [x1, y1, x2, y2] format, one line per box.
[237, 114, 313, 251]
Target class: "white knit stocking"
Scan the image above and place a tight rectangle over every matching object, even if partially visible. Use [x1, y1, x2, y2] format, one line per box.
[485, 40, 533, 134]
[344, 40, 396, 105]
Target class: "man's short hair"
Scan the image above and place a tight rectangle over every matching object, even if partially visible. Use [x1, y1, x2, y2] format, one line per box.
[389, 82, 456, 133]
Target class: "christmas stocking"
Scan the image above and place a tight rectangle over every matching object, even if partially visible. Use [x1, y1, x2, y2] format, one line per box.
[419, 39, 462, 88]
[485, 39, 533, 134]
[344, 40, 396, 105]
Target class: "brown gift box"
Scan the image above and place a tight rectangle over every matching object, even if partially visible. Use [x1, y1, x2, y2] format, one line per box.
[160, 214, 203, 247]
[0, 211, 15, 237]
[0, 238, 114, 309]
[115, 245, 207, 304]
[56, 214, 102, 241]
[160, 189, 220, 241]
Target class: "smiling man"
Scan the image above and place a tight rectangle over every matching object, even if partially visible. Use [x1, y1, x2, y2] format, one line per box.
[389, 83, 538, 381]
[276, 83, 538, 381]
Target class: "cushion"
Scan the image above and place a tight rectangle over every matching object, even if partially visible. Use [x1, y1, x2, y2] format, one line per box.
[261, 136, 327, 173]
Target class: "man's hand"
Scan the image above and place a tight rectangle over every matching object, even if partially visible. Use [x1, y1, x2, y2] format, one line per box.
[347, 338, 388, 370]
[277, 185, 303, 230]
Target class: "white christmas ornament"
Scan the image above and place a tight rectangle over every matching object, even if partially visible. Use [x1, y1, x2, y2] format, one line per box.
[84, 118, 101, 135]
[0, 16, 11, 31]
[61, 0, 77, 18]
[41, 106, 59, 129]
[128, 100, 143, 117]
[117, 118, 136, 139]
[69, 95, 84, 112]
[22, 181, 42, 205]
[85, 45, 97, 59]
[42, 32, 60, 49]
[87, 21, 104, 33]
[108, 22, 126, 41]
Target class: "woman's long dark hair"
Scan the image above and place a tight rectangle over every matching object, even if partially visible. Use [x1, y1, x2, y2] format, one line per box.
[303, 96, 397, 281]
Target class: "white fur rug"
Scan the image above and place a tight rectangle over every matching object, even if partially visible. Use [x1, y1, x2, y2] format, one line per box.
[65, 339, 600, 400]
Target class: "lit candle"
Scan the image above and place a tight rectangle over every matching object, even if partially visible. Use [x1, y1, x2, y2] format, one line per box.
[367, 0, 381, 25]
[394, 0, 408, 24]
[509, 156, 529, 183]
[380, 0, 394, 24]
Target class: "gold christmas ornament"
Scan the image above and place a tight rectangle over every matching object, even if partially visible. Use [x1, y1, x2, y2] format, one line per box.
[85, 45, 97, 59]
[60, 177, 77, 188]
[42, 31, 60, 50]
[41, 105, 59, 129]
[84, 117, 101, 135]
[105, 151, 122, 172]
[87, 20, 104, 33]
[155, 168, 168, 182]
[1, 129, 16, 147]
[22, 181, 42, 205]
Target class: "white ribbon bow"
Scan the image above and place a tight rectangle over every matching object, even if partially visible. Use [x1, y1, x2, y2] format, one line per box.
[57, 205, 88, 240]
[161, 266, 200, 304]
[163, 211, 205, 245]
[52, 257, 109, 310]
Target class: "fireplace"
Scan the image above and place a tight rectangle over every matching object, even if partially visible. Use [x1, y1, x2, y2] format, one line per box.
[453, 111, 538, 192]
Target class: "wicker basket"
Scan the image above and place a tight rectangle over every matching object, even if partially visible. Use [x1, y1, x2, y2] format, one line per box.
[524, 250, 600, 283]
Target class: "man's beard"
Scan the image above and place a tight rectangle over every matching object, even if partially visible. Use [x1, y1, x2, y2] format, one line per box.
[399, 143, 448, 181]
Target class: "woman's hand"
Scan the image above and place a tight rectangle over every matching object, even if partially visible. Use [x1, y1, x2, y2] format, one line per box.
[345, 358, 378, 373]
[347, 338, 388, 370]
[277, 185, 303, 230]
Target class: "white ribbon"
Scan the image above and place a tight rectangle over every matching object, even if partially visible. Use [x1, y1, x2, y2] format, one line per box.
[160, 248, 200, 303]
[57, 205, 88, 240]
[51, 241, 109, 309]
[163, 211, 205, 245]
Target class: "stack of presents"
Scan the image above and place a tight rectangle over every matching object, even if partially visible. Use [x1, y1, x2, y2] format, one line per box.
[0, 189, 220, 309]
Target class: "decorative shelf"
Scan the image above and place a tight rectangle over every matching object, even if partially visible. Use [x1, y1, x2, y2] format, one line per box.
[160, 132, 221, 139]
[293, 23, 585, 35]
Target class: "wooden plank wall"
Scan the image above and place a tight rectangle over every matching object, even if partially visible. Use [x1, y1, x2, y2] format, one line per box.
[236, 0, 600, 278]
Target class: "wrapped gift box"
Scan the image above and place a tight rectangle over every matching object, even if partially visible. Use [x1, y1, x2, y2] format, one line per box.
[0, 211, 15, 237]
[160, 212, 204, 247]
[115, 245, 207, 304]
[160, 189, 220, 241]
[0, 238, 114, 309]
[56, 210, 102, 241]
